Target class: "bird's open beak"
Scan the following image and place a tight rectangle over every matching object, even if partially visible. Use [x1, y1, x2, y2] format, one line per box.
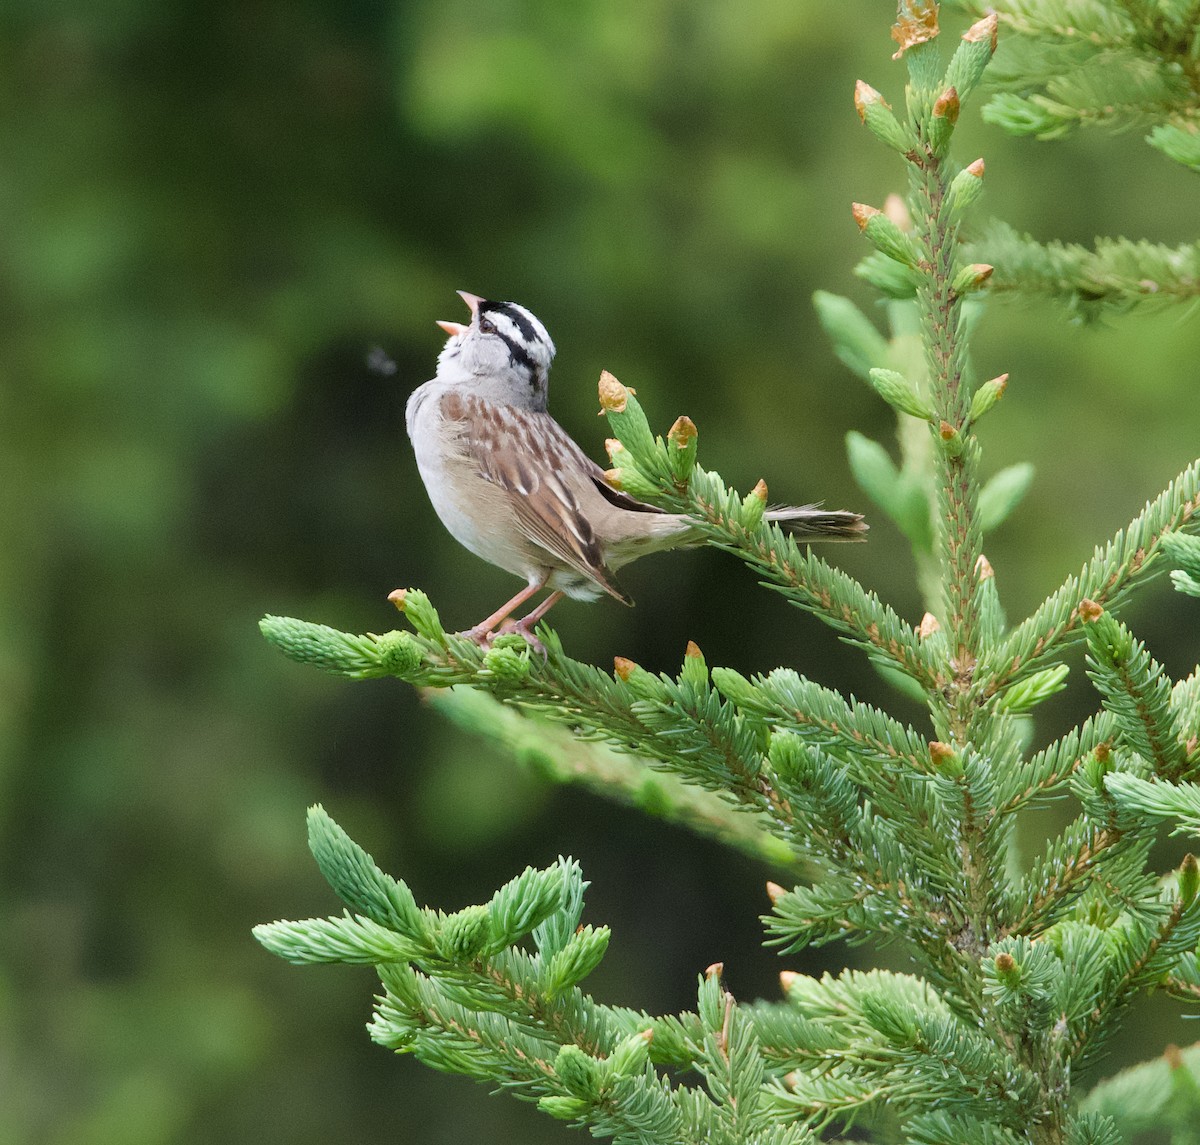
[436, 290, 483, 337]
[456, 290, 483, 315]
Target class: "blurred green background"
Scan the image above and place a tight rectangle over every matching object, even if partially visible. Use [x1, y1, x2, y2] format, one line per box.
[3, 1, 1199, 1142]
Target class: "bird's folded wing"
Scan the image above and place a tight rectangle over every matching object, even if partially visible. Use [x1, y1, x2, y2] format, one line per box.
[461, 402, 631, 603]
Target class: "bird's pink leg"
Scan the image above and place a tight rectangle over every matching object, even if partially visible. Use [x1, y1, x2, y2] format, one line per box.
[499, 590, 565, 657]
[463, 577, 548, 645]
[511, 591, 564, 633]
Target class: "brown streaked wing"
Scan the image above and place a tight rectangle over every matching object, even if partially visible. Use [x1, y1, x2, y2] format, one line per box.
[458, 397, 632, 604]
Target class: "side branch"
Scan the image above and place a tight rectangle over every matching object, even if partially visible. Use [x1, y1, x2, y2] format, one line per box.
[679, 470, 938, 690]
[986, 459, 1200, 693]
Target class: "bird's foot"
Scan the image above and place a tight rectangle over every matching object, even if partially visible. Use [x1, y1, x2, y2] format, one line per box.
[461, 624, 498, 647]
[458, 622, 547, 660]
[494, 619, 549, 660]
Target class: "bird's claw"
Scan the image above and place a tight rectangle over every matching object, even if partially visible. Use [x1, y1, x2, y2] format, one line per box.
[459, 623, 548, 661]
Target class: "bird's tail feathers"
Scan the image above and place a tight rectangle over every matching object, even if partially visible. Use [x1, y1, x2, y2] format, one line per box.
[764, 503, 867, 541]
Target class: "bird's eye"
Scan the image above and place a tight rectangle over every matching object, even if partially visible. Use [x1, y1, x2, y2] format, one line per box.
[479, 317, 497, 334]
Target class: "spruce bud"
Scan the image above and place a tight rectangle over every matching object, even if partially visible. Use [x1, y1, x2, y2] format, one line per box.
[928, 86, 960, 155]
[387, 588, 446, 642]
[680, 640, 708, 688]
[609, 1029, 653, 1078]
[613, 656, 665, 700]
[554, 1044, 601, 1098]
[890, 0, 940, 59]
[938, 420, 963, 456]
[483, 643, 531, 684]
[952, 262, 994, 296]
[854, 203, 923, 268]
[598, 370, 659, 471]
[969, 373, 1008, 422]
[741, 479, 768, 529]
[666, 414, 698, 483]
[854, 80, 913, 153]
[869, 367, 934, 420]
[930, 741, 963, 776]
[943, 13, 998, 104]
[538, 1096, 590, 1121]
[374, 630, 424, 677]
[439, 904, 492, 961]
[945, 158, 985, 216]
[1179, 854, 1199, 908]
[597, 370, 633, 413]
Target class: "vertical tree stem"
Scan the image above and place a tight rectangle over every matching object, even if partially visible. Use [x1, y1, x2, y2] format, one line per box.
[913, 158, 983, 744]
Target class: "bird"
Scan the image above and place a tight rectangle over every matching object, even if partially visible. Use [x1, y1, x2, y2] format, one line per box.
[402, 290, 866, 648]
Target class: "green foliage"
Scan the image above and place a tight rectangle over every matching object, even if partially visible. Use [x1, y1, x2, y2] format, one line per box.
[260, 810, 819, 1145]
[256, 3, 1200, 1143]
[1164, 531, 1200, 598]
[1081, 1043, 1200, 1143]
[951, 0, 1200, 168]
[967, 221, 1200, 314]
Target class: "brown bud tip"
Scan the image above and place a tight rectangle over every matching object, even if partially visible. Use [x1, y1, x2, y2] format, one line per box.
[779, 970, 798, 991]
[930, 741, 955, 766]
[1079, 598, 1104, 623]
[1165, 1043, 1185, 1070]
[603, 468, 624, 489]
[387, 588, 408, 611]
[918, 612, 941, 640]
[604, 437, 623, 461]
[1094, 741, 1111, 764]
[598, 370, 630, 413]
[939, 420, 957, 441]
[963, 12, 998, 51]
[891, 0, 940, 58]
[994, 952, 1016, 973]
[854, 80, 887, 120]
[613, 656, 638, 682]
[883, 193, 913, 231]
[705, 961, 724, 981]
[765, 880, 787, 904]
[685, 639, 703, 659]
[638, 1028, 655, 1045]
[969, 262, 994, 283]
[976, 554, 995, 580]
[933, 86, 960, 124]
[966, 157, 986, 179]
[851, 202, 880, 230]
[783, 1070, 800, 1090]
[750, 478, 769, 503]
[990, 372, 1009, 395]
[668, 415, 698, 447]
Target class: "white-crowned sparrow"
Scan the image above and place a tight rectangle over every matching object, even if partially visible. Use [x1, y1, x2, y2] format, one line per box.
[402, 291, 865, 644]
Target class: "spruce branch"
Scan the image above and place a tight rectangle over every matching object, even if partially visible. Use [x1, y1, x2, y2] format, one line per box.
[257, 5, 1200, 1140]
[949, 0, 1200, 170]
[597, 375, 936, 691]
[262, 610, 818, 858]
[1008, 811, 1129, 934]
[1066, 873, 1200, 1070]
[766, 966, 1042, 1134]
[1105, 772, 1200, 836]
[966, 221, 1200, 314]
[258, 810, 824, 1145]
[984, 458, 1200, 693]
[994, 712, 1116, 814]
[428, 687, 792, 867]
[1081, 601, 1191, 780]
[1163, 530, 1200, 598]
